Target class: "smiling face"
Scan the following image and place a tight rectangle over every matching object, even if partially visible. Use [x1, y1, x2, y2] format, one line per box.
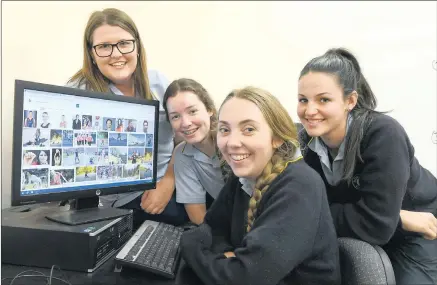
[297, 72, 357, 146]
[217, 97, 277, 179]
[91, 24, 137, 86]
[39, 151, 48, 164]
[167, 91, 212, 146]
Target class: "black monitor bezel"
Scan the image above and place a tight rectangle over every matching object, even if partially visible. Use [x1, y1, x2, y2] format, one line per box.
[12, 79, 160, 206]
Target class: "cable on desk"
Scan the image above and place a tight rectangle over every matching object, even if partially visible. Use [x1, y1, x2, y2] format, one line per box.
[49, 265, 62, 285]
[1, 265, 72, 285]
[1, 270, 45, 284]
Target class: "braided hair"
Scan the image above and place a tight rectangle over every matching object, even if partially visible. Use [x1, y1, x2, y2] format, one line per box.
[218, 86, 300, 232]
[247, 143, 299, 232]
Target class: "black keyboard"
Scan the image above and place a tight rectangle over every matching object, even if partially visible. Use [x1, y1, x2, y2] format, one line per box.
[115, 220, 183, 279]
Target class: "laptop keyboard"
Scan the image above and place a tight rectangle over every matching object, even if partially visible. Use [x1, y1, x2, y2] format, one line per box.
[115, 220, 183, 279]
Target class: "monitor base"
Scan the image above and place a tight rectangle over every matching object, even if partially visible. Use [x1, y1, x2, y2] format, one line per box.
[8, 204, 40, 213]
[45, 207, 132, 226]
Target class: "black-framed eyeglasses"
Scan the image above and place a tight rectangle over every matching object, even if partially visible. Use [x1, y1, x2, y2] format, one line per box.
[92, 39, 136, 57]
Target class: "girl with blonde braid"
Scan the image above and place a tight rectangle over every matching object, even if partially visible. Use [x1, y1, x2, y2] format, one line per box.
[180, 87, 341, 285]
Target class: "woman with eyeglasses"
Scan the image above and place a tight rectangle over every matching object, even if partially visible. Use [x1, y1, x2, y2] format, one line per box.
[67, 8, 188, 228]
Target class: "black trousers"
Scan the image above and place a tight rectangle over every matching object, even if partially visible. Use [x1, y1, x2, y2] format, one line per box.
[118, 192, 189, 230]
[384, 234, 437, 284]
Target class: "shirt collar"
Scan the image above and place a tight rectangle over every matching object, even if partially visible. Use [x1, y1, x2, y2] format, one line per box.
[308, 113, 353, 161]
[109, 83, 124, 96]
[291, 147, 303, 160]
[239, 177, 256, 197]
[239, 148, 302, 197]
[109, 83, 141, 98]
[181, 143, 196, 156]
[182, 143, 220, 167]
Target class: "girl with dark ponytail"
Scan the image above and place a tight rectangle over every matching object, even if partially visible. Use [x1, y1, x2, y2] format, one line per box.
[298, 47, 437, 284]
[180, 86, 340, 285]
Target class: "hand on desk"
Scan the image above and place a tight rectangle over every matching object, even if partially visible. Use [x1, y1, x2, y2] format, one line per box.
[140, 180, 173, 214]
[400, 210, 437, 240]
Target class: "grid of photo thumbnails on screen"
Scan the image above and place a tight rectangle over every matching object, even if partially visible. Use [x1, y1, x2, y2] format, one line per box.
[21, 88, 156, 196]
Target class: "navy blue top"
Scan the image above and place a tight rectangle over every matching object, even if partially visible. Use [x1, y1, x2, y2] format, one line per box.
[300, 113, 437, 245]
[180, 160, 341, 285]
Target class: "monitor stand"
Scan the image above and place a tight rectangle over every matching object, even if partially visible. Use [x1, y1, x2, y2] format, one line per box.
[8, 204, 40, 213]
[45, 196, 131, 226]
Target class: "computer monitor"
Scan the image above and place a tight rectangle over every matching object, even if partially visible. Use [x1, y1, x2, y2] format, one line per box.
[11, 80, 159, 225]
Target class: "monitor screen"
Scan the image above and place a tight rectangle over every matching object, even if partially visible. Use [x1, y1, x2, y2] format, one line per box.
[12, 80, 159, 206]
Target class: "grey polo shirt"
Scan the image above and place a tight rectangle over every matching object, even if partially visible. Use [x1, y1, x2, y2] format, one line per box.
[174, 142, 225, 204]
[308, 115, 352, 186]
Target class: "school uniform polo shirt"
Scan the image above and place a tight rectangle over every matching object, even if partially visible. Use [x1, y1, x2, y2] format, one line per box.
[308, 115, 352, 186]
[174, 142, 225, 204]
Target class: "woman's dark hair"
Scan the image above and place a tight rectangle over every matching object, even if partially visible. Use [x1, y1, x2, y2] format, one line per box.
[300, 48, 383, 184]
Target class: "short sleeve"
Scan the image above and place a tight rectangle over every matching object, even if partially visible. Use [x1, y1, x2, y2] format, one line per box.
[174, 143, 207, 204]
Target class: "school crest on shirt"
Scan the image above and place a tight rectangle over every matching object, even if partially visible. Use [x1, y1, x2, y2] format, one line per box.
[352, 175, 360, 189]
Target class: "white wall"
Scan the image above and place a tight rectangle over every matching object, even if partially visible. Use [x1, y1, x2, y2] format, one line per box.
[2, 1, 436, 208]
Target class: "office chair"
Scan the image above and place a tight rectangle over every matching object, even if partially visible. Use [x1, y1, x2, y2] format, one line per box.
[338, 237, 396, 285]
[295, 122, 396, 284]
